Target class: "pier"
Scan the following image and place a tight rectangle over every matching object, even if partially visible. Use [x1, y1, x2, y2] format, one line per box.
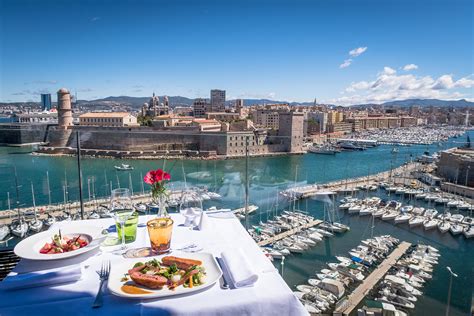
[257, 219, 323, 246]
[334, 241, 412, 316]
[281, 162, 420, 199]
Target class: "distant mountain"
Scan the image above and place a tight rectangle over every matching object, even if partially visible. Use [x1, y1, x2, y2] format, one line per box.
[78, 96, 194, 107]
[353, 99, 474, 108]
[4, 96, 473, 109]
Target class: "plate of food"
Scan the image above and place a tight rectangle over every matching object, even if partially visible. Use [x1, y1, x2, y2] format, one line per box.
[14, 225, 105, 260]
[108, 252, 222, 299]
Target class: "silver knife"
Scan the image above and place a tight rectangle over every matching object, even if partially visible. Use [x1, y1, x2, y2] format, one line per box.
[215, 257, 230, 289]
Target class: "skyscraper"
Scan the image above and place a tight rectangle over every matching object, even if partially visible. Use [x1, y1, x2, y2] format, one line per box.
[41, 93, 52, 111]
[210, 89, 226, 112]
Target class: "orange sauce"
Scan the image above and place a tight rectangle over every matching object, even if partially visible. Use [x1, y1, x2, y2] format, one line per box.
[121, 284, 153, 295]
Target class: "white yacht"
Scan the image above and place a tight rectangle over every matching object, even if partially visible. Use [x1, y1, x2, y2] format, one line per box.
[394, 213, 412, 224]
[449, 223, 464, 235]
[438, 221, 450, 234]
[408, 216, 425, 227]
[0, 225, 10, 240]
[423, 218, 439, 230]
[463, 226, 474, 239]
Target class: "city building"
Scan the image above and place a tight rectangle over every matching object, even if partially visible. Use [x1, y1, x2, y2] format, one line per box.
[278, 112, 304, 153]
[206, 112, 240, 122]
[79, 112, 138, 127]
[41, 94, 52, 111]
[327, 122, 353, 134]
[235, 99, 244, 111]
[14, 112, 58, 123]
[210, 89, 226, 112]
[173, 106, 194, 116]
[251, 109, 281, 130]
[327, 110, 344, 124]
[193, 98, 210, 118]
[306, 111, 327, 134]
[141, 93, 169, 117]
[437, 148, 474, 187]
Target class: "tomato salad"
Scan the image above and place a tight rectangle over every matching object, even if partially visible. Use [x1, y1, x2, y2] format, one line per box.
[40, 231, 89, 254]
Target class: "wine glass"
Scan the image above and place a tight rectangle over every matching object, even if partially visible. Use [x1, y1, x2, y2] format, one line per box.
[110, 188, 134, 251]
[179, 190, 203, 231]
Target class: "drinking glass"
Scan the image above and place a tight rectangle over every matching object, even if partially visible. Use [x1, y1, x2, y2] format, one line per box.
[115, 211, 139, 243]
[110, 188, 134, 251]
[147, 218, 174, 254]
[179, 190, 203, 230]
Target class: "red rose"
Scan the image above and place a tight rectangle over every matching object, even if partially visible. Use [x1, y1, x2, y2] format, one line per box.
[144, 169, 171, 185]
[144, 171, 156, 184]
[155, 169, 164, 181]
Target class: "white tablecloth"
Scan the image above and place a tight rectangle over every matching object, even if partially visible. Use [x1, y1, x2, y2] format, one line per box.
[0, 214, 307, 316]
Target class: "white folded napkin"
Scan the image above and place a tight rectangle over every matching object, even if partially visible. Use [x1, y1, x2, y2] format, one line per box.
[0, 265, 82, 291]
[221, 248, 259, 288]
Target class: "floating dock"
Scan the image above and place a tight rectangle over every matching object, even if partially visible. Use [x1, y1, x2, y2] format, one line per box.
[257, 219, 323, 247]
[333, 241, 412, 316]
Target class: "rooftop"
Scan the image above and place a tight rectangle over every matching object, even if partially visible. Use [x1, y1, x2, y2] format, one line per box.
[79, 112, 132, 118]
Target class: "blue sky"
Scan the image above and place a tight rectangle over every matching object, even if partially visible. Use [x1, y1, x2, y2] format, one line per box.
[1, 0, 473, 105]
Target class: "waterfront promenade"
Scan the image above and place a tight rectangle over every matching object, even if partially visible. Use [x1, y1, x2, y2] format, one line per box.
[334, 241, 412, 315]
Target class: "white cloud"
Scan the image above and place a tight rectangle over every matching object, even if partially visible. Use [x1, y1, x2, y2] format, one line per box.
[339, 46, 367, 69]
[329, 67, 473, 105]
[349, 47, 368, 57]
[339, 59, 353, 69]
[454, 75, 474, 88]
[403, 64, 418, 71]
[432, 74, 455, 89]
[382, 66, 396, 75]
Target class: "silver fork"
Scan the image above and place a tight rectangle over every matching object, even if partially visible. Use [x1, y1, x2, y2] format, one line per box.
[92, 260, 111, 308]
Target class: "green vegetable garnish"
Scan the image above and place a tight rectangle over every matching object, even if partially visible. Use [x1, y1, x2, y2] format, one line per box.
[133, 262, 144, 268]
[169, 264, 178, 273]
[147, 259, 160, 268]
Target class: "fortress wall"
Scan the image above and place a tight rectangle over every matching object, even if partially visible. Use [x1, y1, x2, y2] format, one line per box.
[65, 127, 201, 151]
[0, 123, 49, 145]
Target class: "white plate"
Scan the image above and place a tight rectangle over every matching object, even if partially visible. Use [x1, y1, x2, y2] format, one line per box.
[108, 252, 222, 299]
[14, 225, 105, 260]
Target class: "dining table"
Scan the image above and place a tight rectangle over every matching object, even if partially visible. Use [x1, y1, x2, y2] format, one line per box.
[0, 213, 308, 316]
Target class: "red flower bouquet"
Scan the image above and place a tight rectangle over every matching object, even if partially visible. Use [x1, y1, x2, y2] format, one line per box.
[144, 168, 171, 201]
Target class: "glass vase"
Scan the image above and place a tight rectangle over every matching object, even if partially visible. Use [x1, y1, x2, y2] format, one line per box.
[153, 194, 169, 218]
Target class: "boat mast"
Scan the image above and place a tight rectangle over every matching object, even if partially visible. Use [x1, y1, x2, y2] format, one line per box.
[87, 178, 91, 201]
[46, 171, 52, 206]
[31, 182, 37, 218]
[104, 170, 109, 196]
[13, 166, 21, 221]
[7, 192, 11, 211]
[116, 173, 121, 188]
[293, 165, 298, 212]
[128, 172, 134, 196]
[140, 172, 145, 195]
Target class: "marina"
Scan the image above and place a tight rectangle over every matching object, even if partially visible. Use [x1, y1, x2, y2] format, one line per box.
[335, 241, 412, 315]
[0, 130, 472, 315]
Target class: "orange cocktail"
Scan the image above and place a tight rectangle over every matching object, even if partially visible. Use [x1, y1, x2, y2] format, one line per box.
[147, 218, 173, 254]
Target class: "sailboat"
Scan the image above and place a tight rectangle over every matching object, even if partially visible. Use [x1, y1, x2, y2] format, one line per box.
[10, 168, 28, 238]
[28, 182, 44, 233]
[43, 171, 56, 227]
[0, 193, 12, 240]
[10, 216, 28, 238]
